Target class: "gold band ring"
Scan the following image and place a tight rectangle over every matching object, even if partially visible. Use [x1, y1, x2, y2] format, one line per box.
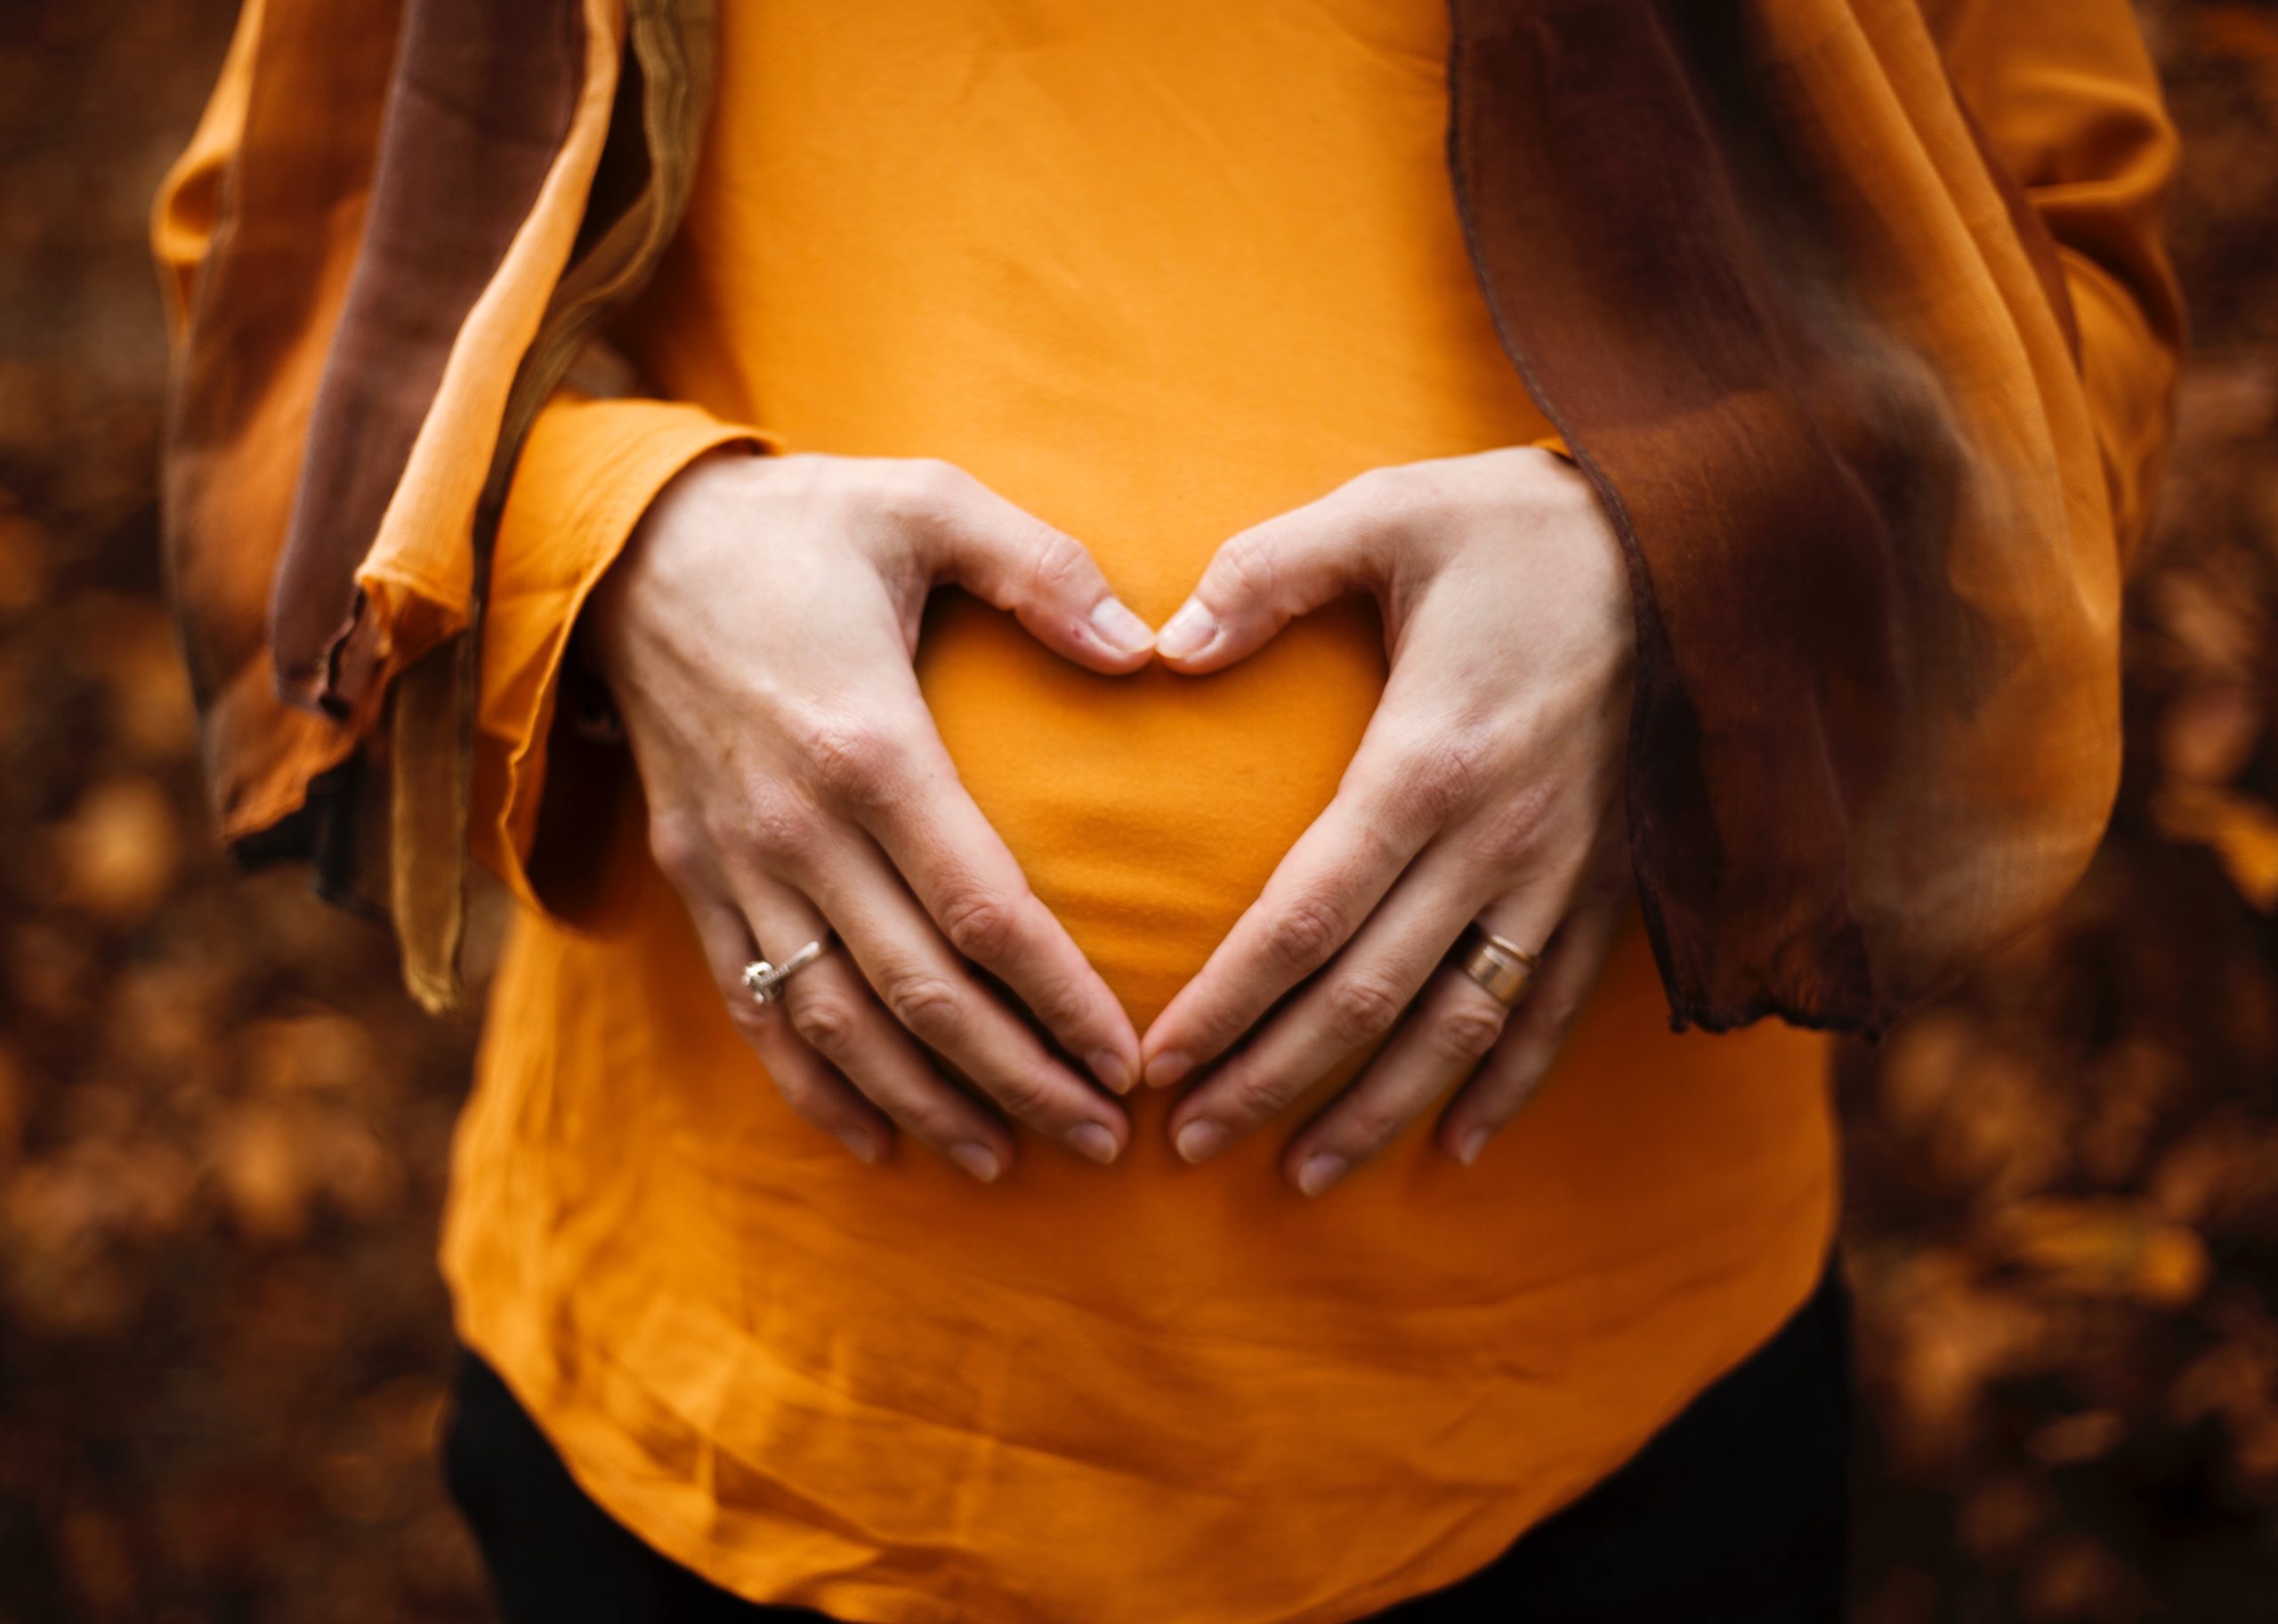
[1452, 925, 1540, 1007]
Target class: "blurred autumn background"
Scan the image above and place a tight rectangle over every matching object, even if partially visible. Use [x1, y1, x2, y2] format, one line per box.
[2, 2, 2276, 1620]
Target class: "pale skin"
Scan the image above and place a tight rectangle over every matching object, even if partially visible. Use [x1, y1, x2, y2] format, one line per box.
[587, 443, 1636, 1194]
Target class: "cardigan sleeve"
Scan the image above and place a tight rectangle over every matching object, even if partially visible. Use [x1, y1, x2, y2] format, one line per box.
[1928, 0, 2185, 569]
[155, 18, 768, 925]
[151, 0, 628, 855]
[472, 393, 773, 925]
[155, 12, 767, 932]
[155, 0, 730, 1006]
[1442, 0, 2182, 1033]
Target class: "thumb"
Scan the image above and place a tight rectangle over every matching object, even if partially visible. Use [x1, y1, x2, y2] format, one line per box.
[1153, 493, 1378, 675]
[922, 470, 1155, 674]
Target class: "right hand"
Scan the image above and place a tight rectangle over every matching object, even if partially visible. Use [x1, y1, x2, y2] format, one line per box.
[586, 450, 1156, 1182]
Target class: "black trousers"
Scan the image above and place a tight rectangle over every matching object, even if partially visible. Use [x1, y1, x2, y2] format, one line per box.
[443, 1264, 1851, 1623]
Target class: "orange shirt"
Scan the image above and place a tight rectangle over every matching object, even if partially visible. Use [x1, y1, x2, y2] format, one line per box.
[438, 3, 2166, 1620]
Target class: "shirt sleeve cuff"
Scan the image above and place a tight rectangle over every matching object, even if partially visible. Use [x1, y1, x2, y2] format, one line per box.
[473, 393, 775, 924]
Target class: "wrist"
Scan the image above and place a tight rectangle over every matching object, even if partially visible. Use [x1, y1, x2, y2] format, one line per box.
[584, 443, 754, 681]
[1525, 444, 1637, 695]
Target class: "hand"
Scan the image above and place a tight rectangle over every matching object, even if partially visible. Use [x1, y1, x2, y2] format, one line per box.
[1141, 445, 1636, 1194]
[588, 450, 1157, 1181]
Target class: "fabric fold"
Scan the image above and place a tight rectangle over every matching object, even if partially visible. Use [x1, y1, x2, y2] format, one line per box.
[156, 0, 720, 1007]
[1443, 0, 2180, 1033]
[473, 393, 773, 925]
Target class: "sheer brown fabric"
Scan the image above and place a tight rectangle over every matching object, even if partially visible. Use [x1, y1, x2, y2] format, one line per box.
[270, 0, 587, 721]
[1447, 0, 2177, 1032]
[156, 0, 709, 1003]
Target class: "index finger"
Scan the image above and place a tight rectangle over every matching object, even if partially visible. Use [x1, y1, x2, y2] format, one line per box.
[1139, 730, 1451, 1088]
[848, 719, 1143, 1095]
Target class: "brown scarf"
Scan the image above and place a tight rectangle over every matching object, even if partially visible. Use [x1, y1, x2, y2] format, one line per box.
[160, 0, 2158, 1032]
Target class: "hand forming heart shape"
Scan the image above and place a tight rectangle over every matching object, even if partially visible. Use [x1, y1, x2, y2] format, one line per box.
[1141, 442, 1636, 1195]
[592, 443, 1632, 1195]
[589, 448, 1152, 1184]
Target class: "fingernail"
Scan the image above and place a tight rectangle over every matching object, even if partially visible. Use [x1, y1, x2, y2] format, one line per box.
[1175, 1118, 1224, 1164]
[1456, 1127, 1490, 1167]
[1088, 596, 1156, 658]
[836, 1127, 882, 1165]
[1145, 1049, 1192, 1090]
[1068, 1122, 1120, 1165]
[1296, 1152, 1349, 1196]
[1089, 1048, 1135, 1095]
[1154, 599, 1218, 661]
[950, 1142, 1001, 1184]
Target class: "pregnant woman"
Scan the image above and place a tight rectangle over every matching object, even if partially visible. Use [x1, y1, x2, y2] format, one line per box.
[156, 0, 2179, 1620]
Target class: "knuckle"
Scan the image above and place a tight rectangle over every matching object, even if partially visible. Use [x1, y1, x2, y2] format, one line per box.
[1348, 814, 1403, 873]
[1433, 1001, 1509, 1066]
[1264, 895, 1349, 975]
[1344, 462, 1412, 514]
[766, 1070, 822, 1119]
[1322, 972, 1409, 1046]
[1476, 781, 1557, 869]
[740, 777, 824, 866]
[937, 887, 1024, 966]
[796, 713, 903, 808]
[981, 1065, 1054, 1123]
[879, 968, 966, 1048]
[895, 1108, 965, 1152]
[1482, 1060, 1550, 1124]
[1016, 973, 1091, 1041]
[1342, 465, 1427, 541]
[895, 456, 973, 522]
[1230, 1071, 1304, 1124]
[644, 813, 707, 888]
[1023, 531, 1089, 602]
[1336, 1101, 1406, 1151]
[786, 990, 860, 1058]
[724, 994, 778, 1043]
[1397, 731, 1493, 827]
[1215, 530, 1280, 608]
[1530, 984, 1587, 1037]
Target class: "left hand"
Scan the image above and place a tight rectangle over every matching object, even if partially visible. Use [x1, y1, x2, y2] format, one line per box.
[1141, 445, 1636, 1194]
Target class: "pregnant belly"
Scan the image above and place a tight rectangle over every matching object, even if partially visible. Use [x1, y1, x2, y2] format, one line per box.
[916, 590, 1389, 1028]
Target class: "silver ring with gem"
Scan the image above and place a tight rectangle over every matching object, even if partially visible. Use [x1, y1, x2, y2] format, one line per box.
[742, 931, 836, 1005]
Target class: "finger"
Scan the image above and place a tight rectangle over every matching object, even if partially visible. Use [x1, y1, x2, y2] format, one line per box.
[794, 831, 1127, 1166]
[822, 711, 1141, 1095]
[1166, 806, 1576, 1175]
[1275, 895, 1558, 1196]
[1164, 830, 1515, 1166]
[734, 869, 1020, 1184]
[1280, 883, 1568, 1196]
[684, 893, 893, 1166]
[909, 460, 1155, 672]
[1153, 473, 1400, 671]
[1436, 878, 1629, 1168]
[1140, 722, 1462, 1089]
